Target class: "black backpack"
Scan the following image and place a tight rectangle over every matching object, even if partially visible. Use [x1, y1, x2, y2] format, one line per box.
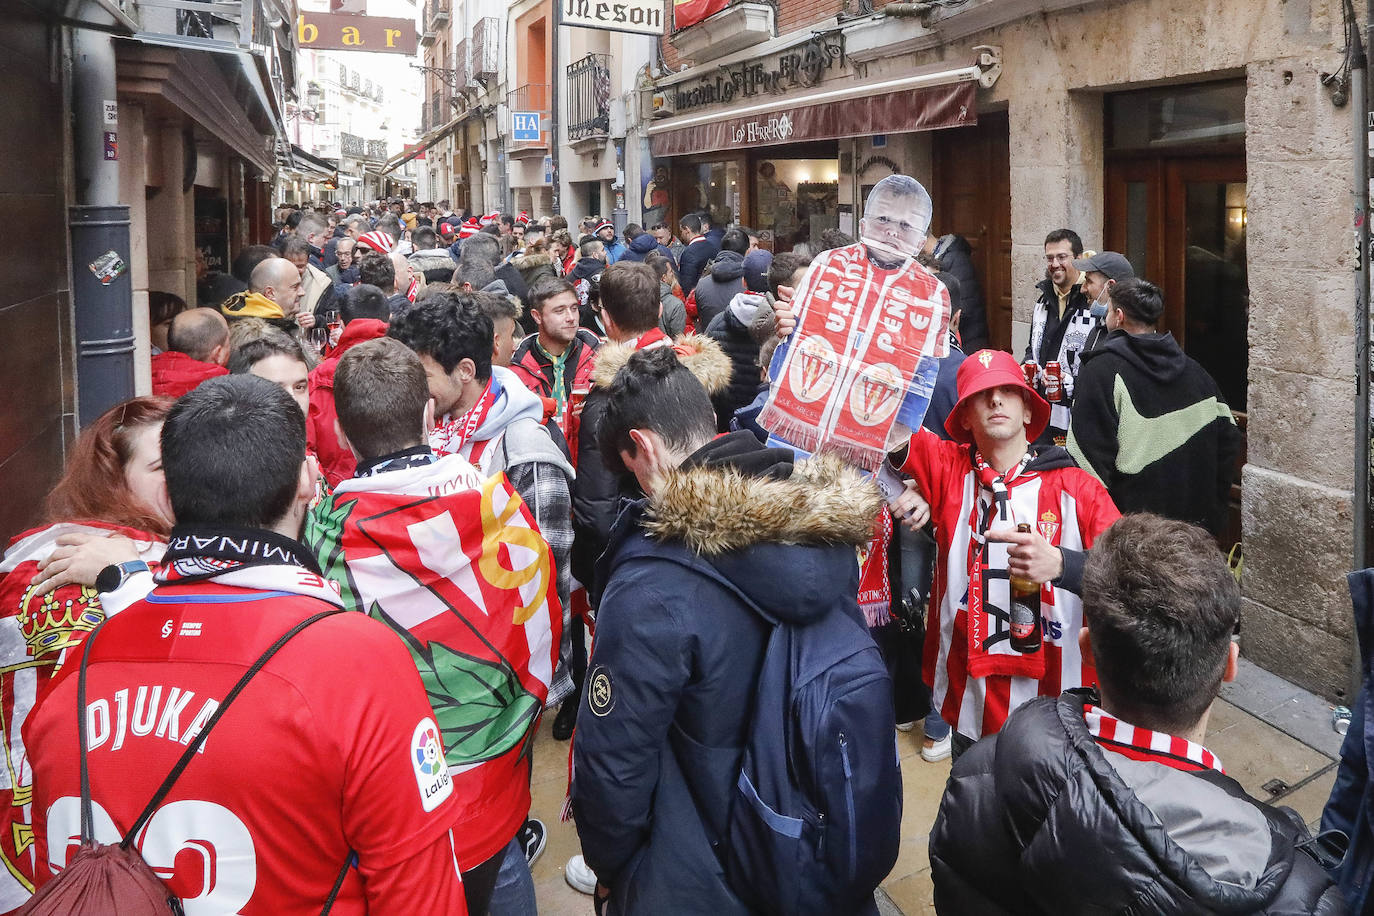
[21, 609, 348, 915]
[723, 602, 904, 915]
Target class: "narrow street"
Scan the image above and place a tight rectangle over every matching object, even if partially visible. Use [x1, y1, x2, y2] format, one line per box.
[526, 658, 1344, 914]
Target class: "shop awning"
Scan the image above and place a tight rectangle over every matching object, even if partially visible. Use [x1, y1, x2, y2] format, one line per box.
[380, 109, 476, 175]
[286, 144, 338, 179]
[648, 70, 977, 158]
[115, 32, 285, 177]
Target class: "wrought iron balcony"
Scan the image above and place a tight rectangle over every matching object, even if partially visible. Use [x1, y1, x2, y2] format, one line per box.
[567, 53, 611, 142]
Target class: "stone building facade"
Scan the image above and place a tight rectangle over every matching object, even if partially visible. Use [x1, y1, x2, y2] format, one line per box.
[651, 0, 1363, 698]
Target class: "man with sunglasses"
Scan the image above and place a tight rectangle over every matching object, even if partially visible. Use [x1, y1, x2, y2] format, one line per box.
[1024, 228, 1098, 447]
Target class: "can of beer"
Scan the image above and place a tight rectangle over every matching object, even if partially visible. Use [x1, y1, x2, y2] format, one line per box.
[1021, 360, 1039, 388]
[1044, 361, 1063, 402]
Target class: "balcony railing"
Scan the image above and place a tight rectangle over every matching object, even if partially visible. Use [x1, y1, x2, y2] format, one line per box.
[427, 0, 450, 26]
[567, 53, 611, 142]
[507, 83, 550, 149]
[454, 39, 470, 91]
[472, 17, 500, 81]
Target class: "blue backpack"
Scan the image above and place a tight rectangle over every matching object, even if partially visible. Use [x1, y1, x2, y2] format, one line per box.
[724, 598, 903, 915]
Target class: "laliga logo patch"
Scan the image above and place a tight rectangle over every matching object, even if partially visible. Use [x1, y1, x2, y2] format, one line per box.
[789, 337, 838, 404]
[411, 718, 453, 812]
[849, 363, 903, 427]
[588, 665, 615, 717]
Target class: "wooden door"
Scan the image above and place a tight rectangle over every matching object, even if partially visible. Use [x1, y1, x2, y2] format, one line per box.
[932, 111, 1012, 351]
[1105, 153, 1248, 549]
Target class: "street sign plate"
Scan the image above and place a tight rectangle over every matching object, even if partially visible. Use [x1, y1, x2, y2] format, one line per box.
[512, 112, 541, 142]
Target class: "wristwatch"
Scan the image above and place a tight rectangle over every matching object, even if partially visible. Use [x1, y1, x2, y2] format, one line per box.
[95, 560, 150, 594]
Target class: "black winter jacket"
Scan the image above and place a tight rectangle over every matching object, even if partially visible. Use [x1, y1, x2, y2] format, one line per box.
[692, 251, 747, 331]
[933, 234, 989, 352]
[931, 690, 1347, 915]
[677, 236, 720, 297]
[572, 438, 882, 916]
[703, 296, 762, 433]
[1067, 329, 1241, 537]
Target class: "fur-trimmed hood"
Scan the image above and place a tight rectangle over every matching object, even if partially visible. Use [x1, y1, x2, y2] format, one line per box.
[512, 250, 556, 272]
[601, 446, 881, 625]
[645, 453, 880, 555]
[590, 333, 732, 394]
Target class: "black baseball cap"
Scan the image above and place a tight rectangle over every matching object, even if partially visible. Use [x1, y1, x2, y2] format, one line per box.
[1072, 251, 1135, 281]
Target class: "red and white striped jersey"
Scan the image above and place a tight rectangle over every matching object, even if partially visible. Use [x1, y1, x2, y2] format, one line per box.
[901, 429, 1119, 739]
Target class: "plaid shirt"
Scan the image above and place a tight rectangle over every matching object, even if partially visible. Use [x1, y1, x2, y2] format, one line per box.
[505, 457, 575, 706]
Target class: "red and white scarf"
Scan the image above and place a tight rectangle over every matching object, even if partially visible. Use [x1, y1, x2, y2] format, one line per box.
[431, 378, 499, 460]
[858, 511, 892, 627]
[759, 244, 949, 470]
[966, 451, 1047, 681]
[1084, 703, 1224, 773]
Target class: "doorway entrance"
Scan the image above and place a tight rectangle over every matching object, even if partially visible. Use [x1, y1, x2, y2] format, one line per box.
[931, 111, 1012, 352]
[1103, 80, 1248, 548]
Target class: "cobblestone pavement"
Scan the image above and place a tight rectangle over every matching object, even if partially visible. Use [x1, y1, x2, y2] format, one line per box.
[526, 657, 1344, 915]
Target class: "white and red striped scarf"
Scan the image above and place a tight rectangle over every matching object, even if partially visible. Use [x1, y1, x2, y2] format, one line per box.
[1084, 704, 1225, 774]
[965, 452, 1044, 681]
[430, 378, 498, 459]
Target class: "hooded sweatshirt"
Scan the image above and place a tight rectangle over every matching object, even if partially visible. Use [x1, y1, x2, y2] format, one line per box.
[573, 443, 882, 915]
[622, 233, 676, 267]
[307, 319, 390, 486]
[931, 689, 1345, 914]
[1067, 329, 1241, 537]
[431, 366, 577, 705]
[691, 250, 747, 331]
[150, 350, 228, 398]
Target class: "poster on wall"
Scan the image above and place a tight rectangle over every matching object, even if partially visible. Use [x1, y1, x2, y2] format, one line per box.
[195, 194, 230, 276]
[640, 138, 667, 227]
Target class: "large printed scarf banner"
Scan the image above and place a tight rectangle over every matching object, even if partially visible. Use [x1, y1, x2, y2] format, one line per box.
[761, 243, 949, 471]
[304, 455, 561, 774]
[0, 522, 165, 910]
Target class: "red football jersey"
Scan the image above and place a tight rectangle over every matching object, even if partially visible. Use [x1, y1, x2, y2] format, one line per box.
[24, 575, 465, 915]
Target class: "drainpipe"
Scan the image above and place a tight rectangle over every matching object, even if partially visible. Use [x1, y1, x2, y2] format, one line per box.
[68, 17, 135, 425]
[550, 3, 562, 215]
[1353, 0, 1369, 696]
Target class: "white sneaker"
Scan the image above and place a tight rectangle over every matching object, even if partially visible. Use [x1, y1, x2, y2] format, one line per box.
[921, 732, 952, 762]
[565, 853, 597, 895]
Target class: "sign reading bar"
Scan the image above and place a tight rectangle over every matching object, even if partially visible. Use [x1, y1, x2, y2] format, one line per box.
[512, 112, 542, 141]
[297, 12, 418, 54]
[650, 81, 977, 158]
[560, 0, 665, 36]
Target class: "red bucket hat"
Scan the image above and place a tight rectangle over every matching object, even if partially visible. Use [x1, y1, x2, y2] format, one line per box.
[944, 349, 1050, 445]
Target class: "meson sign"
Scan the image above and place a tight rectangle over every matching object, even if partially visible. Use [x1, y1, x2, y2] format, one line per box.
[296, 12, 418, 54]
[559, 0, 666, 37]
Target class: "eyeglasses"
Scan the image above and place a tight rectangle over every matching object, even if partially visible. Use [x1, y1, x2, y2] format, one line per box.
[869, 214, 921, 236]
[1046, 253, 1074, 264]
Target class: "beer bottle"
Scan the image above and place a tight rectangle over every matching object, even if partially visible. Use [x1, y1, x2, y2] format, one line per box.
[1008, 522, 1042, 653]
